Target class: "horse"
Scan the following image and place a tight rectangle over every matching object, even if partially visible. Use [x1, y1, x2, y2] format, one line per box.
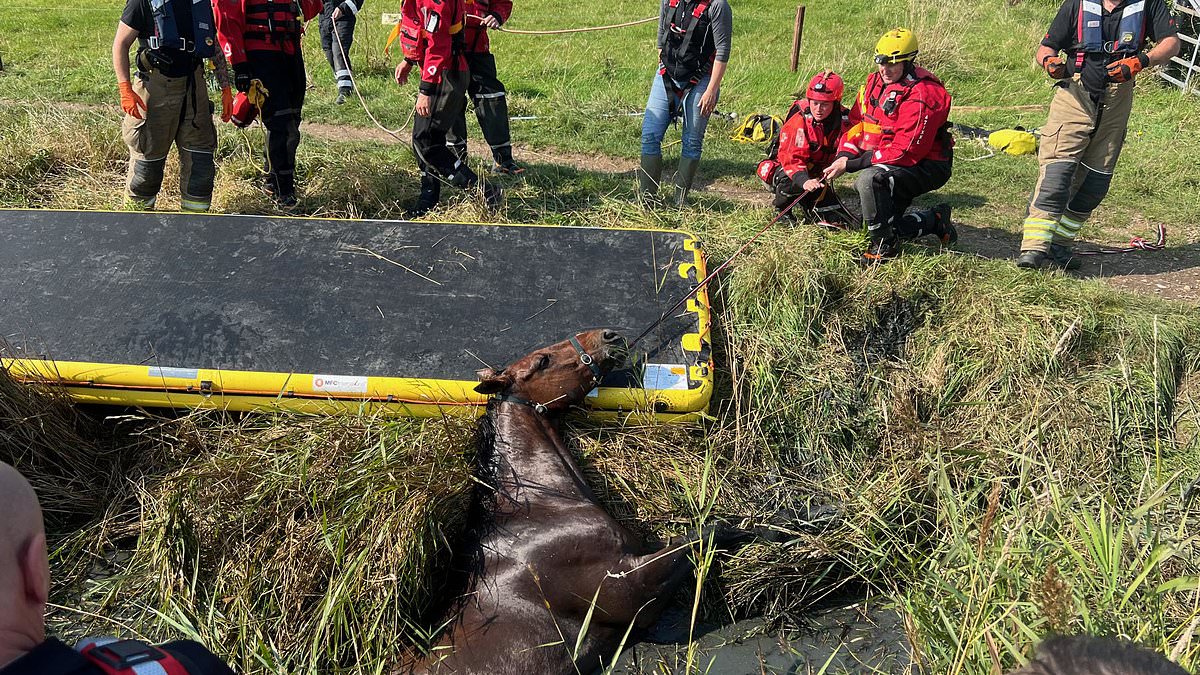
[411, 328, 805, 674]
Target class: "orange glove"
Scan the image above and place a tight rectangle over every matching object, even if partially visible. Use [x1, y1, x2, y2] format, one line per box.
[1107, 53, 1149, 83]
[220, 86, 234, 123]
[1042, 54, 1068, 80]
[118, 81, 146, 119]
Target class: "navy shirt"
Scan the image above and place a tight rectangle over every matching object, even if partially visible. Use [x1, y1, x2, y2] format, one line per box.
[121, 0, 198, 78]
[1042, 0, 1178, 95]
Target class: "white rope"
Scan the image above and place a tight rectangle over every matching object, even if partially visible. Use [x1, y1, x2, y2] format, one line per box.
[468, 14, 657, 35]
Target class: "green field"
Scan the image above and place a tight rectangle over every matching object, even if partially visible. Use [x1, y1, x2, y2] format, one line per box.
[1, 0, 1199, 672]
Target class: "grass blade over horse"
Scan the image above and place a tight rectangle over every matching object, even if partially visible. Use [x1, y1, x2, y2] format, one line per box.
[411, 329, 809, 674]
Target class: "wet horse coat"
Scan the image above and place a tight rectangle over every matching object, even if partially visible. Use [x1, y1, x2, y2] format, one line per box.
[413, 329, 776, 674]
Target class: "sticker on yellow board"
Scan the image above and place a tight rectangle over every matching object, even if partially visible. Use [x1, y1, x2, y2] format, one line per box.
[313, 374, 369, 393]
[644, 364, 689, 391]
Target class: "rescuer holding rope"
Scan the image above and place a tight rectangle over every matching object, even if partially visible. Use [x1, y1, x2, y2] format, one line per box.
[321, 0, 367, 105]
[395, 0, 503, 216]
[758, 70, 854, 229]
[113, 0, 231, 212]
[1016, 0, 1179, 270]
[214, 0, 323, 208]
[823, 28, 957, 266]
[637, 0, 732, 206]
[445, 0, 525, 175]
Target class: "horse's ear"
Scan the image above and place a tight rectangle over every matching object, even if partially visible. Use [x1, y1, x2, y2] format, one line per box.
[474, 367, 510, 394]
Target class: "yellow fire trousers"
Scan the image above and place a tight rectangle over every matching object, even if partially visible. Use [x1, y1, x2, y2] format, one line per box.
[121, 63, 218, 212]
[1021, 76, 1134, 253]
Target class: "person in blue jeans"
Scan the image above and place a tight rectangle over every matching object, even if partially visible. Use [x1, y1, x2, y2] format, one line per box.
[638, 0, 732, 206]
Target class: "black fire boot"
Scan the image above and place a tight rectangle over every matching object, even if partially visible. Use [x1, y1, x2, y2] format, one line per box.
[859, 233, 900, 267]
[408, 173, 442, 218]
[481, 179, 503, 210]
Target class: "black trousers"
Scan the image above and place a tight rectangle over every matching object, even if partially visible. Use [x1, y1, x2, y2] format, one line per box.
[447, 52, 513, 165]
[319, 2, 356, 91]
[771, 171, 850, 224]
[413, 68, 477, 186]
[250, 50, 306, 198]
[852, 158, 952, 239]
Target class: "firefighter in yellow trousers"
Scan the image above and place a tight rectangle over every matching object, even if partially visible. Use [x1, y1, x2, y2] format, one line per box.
[1017, 0, 1179, 270]
[113, 0, 232, 212]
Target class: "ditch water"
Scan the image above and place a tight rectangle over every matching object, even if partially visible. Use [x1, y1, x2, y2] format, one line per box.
[610, 602, 913, 674]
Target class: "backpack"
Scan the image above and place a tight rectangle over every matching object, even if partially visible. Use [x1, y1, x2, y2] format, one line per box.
[731, 113, 782, 145]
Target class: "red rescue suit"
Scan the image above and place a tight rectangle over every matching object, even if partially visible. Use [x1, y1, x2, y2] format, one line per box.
[838, 66, 953, 167]
[776, 99, 850, 181]
[461, 0, 511, 54]
[214, 0, 322, 64]
[400, 0, 467, 95]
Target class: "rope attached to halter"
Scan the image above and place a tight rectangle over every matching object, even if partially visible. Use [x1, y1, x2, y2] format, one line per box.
[1073, 223, 1167, 256]
[466, 14, 657, 35]
[629, 183, 824, 349]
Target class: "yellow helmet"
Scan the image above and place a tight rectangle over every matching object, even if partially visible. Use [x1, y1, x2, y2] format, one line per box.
[874, 28, 918, 64]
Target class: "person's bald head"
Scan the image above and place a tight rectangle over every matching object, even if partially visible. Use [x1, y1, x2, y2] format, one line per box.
[0, 461, 50, 665]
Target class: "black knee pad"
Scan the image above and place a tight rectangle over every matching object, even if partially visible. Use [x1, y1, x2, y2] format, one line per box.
[1031, 160, 1077, 214]
[1066, 167, 1113, 215]
[130, 158, 166, 199]
[184, 151, 215, 200]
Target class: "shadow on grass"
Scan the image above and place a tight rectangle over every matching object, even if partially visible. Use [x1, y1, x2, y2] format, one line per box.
[953, 221, 1200, 278]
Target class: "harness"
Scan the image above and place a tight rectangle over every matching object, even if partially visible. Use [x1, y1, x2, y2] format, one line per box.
[148, 0, 216, 58]
[659, 0, 714, 120]
[76, 638, 192, 675]
[244, 0, 305, 48]
[1075, 0, 1147, 69]
[493, 335, 603, 415]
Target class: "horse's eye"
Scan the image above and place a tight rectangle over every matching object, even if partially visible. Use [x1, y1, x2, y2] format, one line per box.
[536, 354, 551, 370]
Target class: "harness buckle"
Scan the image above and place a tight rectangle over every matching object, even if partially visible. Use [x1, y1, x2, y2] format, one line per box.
[85, 640, 168, 671]
[148, 35, 161, 50]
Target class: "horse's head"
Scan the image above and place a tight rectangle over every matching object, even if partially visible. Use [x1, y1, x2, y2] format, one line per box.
[474, 329, 626, 413]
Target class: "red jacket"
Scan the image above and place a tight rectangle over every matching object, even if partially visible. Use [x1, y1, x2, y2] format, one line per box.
[461, 0, 512, 54]
[400, 0, 467, 94]
[776, 100, 850, 181]
[837, 66, 953, 167]
[214, 0, 322, 64]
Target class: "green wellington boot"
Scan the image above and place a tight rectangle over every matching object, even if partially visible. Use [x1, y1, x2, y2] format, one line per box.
[673, 156, 701, 207]
[638, 154, 663, 203]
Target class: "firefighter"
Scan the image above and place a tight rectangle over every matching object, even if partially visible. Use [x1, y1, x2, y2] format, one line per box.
[445, 0, 524, 174]
[637, 0, 732, 206]
[0, 462, 235, 675]
[321, 0, 366, 105]
[394, 0, 502, 216]
[214, 0, 323, 208]
[757, 70, 854, 229]
[1017, 0, 1179, 270]
[112, 0, 232, 212]
[823, 28, 957, 265]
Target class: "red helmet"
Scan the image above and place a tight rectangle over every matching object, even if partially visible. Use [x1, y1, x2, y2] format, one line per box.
[806, 70, 845, 103]
[231, 91, 258, 128]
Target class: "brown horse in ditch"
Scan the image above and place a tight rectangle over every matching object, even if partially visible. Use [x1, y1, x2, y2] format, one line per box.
[411, 329, 804, 674]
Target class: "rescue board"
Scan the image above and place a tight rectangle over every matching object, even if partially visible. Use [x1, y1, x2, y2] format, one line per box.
[0, 209, 712, 421]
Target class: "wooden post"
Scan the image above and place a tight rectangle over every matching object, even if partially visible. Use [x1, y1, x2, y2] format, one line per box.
[789, 5, 805, 72]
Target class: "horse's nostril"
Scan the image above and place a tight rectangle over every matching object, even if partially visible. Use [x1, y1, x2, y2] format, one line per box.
[602, 330, 621, 343]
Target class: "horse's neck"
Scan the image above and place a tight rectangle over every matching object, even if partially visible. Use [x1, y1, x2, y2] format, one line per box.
[486, 404, 594, 503]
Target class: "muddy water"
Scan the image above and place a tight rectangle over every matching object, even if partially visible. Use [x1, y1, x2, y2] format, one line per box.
[608, 603, 913, 674]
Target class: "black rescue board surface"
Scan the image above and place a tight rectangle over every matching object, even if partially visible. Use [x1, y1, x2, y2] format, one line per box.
[0, 210, 706, 390]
